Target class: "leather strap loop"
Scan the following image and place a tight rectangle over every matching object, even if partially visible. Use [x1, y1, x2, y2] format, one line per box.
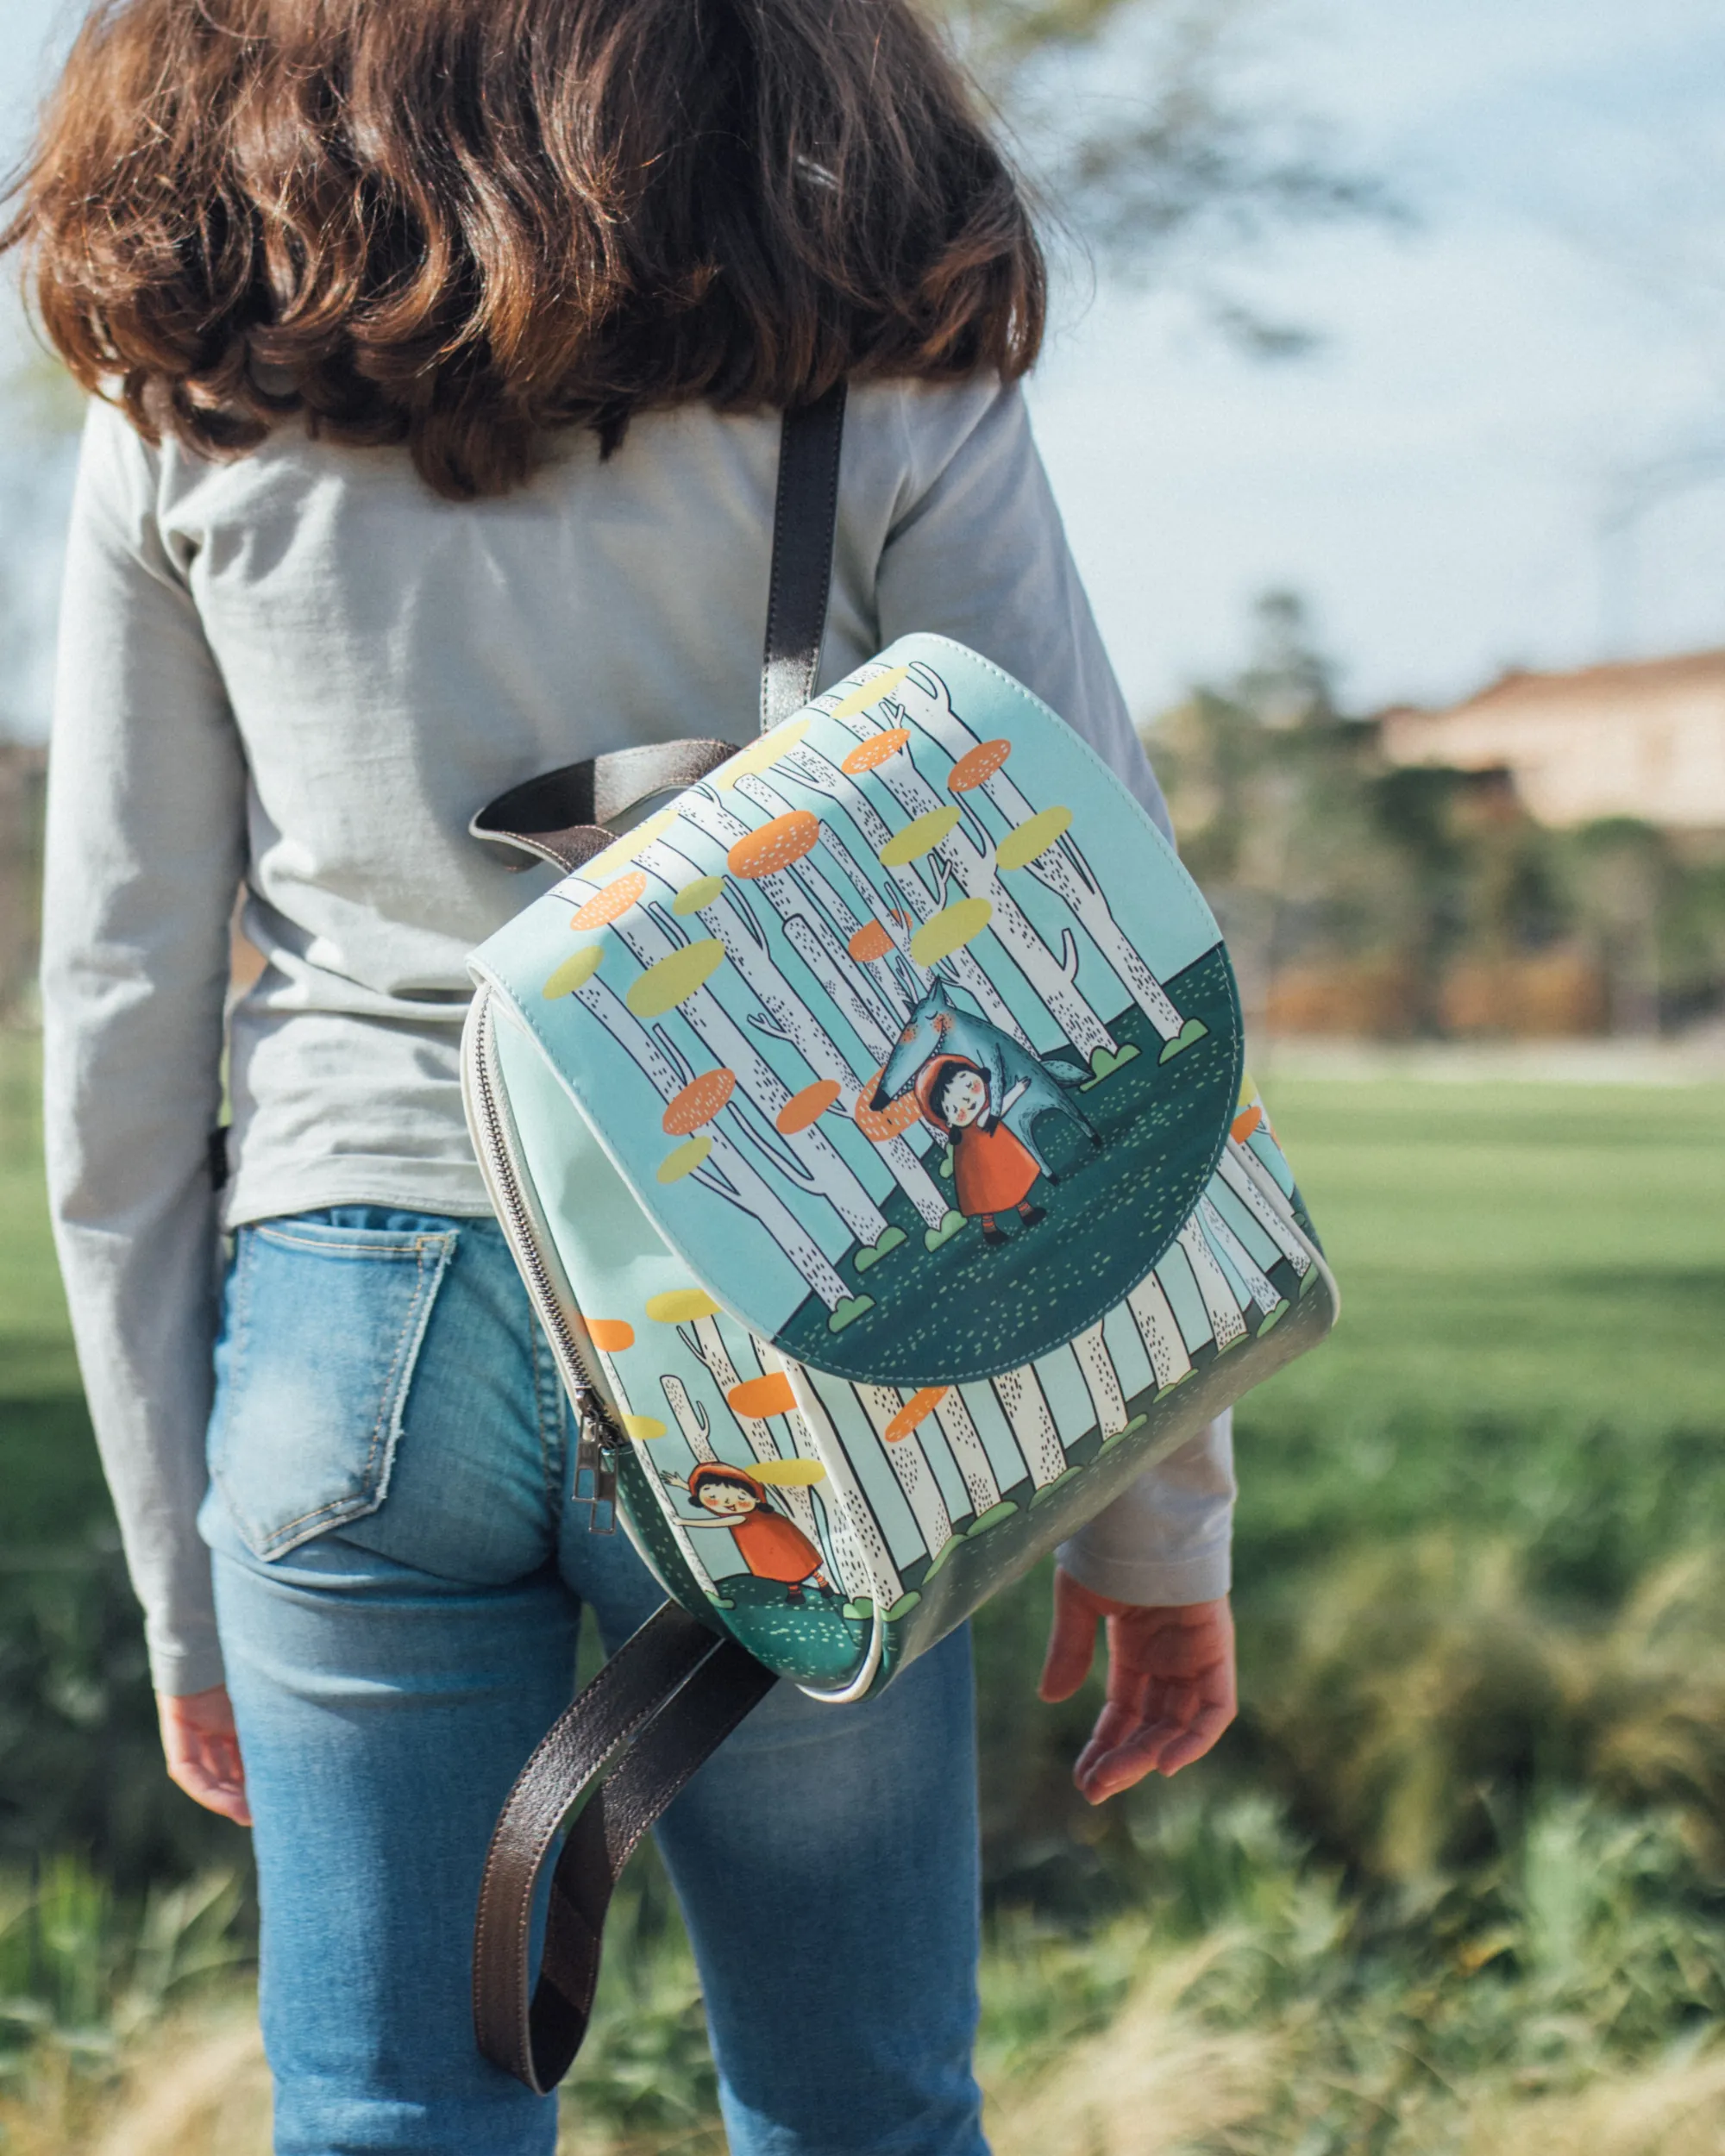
[470, 385, 845, 873]
[470, 739, 737, 874]
[473, 1601, 777, 2092]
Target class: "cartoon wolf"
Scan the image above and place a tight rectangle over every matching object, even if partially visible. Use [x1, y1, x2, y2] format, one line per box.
[869, 979, 1099, 1174]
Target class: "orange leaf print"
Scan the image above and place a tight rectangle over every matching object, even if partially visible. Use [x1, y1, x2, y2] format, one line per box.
[946, 739, 1012, 793]
[586, 1319, 636, 1352]
[662, 1069, 737, 1135]
[884, 1388, 949, 1440]
[884, 1388, 948, 1443]
[847, 920, 894, 962]
[776, 1080, 843, 1134]
[854, 1073, 921, 1144]
[727, 1372, 798, 1420]
[841, 728, 911, 776]
[726, 812, 820, 879]
[570, 870, 648, 929]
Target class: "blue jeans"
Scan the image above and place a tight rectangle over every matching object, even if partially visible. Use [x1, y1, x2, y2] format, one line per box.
[199, 1208, 987, 2156]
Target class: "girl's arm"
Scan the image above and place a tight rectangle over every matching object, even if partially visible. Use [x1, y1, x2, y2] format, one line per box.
[1056, 1410, 1235, 1610]
[875, 377, 1237, 1607]
[876, 377, 1237, 1783]
[43, 402, 248, 1703]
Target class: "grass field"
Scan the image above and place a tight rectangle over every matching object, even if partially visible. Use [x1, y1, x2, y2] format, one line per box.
[1252, 1075, 1725, 1434]
[3, 1031, 1724, 2152]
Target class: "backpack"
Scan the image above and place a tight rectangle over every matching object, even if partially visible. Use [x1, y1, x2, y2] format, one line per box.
[461, 385, 1339, 2090]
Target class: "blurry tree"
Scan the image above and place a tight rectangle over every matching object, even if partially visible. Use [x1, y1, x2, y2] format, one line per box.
[1145, 593, 1725, 1039]
[942, 0, 1396, 351]
[1571, 125, 1725, 652]
[1561, 820, 1669, 1041]
[0, 337, 83, 752]
[1145, 592, 1414, 1034]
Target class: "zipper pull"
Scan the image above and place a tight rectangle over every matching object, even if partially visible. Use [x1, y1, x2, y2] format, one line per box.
[574, 1402, 619, 1532]
[589, 1445, 618, 1537]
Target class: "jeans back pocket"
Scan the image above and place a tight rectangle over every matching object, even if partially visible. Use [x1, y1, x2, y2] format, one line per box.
[210, 1214, 458, 1560]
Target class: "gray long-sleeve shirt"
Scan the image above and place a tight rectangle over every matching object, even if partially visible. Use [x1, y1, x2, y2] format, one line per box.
[43, 375, 1233, 1698]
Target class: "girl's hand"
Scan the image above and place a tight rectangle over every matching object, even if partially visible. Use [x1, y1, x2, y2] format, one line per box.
[157, 1685, 253, 1827]
[1038, 1569, 1237, 1804]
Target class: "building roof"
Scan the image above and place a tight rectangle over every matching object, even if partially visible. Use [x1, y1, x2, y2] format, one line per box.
[1379, 649, 1725, 830]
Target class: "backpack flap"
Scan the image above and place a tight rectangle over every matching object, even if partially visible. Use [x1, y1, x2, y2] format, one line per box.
[471, 634, 1246, 1384]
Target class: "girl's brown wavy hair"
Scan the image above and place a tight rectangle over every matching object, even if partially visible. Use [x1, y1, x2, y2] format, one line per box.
[3, 0, 1045, 498]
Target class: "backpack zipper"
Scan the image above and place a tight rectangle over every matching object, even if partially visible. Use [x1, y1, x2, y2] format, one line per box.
[465, 987, 619, 1532]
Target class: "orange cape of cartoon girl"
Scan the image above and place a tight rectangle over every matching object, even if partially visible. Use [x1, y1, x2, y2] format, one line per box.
[914, 1055, 1042, 1216]
[687, 1463, 826, 1585]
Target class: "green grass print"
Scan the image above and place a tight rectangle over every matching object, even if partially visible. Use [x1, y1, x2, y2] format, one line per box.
[775, 950, 1240, 1383]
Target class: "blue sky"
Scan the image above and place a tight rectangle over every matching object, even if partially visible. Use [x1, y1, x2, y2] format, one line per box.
[4, 0, 1724, 731]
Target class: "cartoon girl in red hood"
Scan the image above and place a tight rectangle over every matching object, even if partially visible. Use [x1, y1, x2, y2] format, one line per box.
[664, 1461, 836, 1603]
[915, 1054, 1048, 1248]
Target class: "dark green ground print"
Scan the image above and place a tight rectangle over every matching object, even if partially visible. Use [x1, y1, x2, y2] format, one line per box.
[775, 947, 1242, 1387]
[690, 1574, 870, 1689]
[614, 1449, 872, 1687]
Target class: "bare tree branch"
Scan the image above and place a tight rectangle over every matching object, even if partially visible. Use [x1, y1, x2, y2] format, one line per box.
[933, 0, 1402, 352]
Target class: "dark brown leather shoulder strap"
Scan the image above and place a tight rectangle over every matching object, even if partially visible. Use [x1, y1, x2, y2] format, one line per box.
[473, 1600, 776, 2093]
[761, 379, 847, 732]
[470, 385, 846, 874]
[469, 392, 841, 2090]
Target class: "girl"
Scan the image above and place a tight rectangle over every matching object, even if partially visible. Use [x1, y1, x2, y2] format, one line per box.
[9, 3, 1239, 2150]
[917, 1054, 1049, 1245]
[668, 1463, 837, 1604]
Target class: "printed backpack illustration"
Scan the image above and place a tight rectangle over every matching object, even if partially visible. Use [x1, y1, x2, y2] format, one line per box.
[460, 389, 1339, 2093]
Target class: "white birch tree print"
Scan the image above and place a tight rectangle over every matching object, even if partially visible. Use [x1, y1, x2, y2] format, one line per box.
[564, 968, 867, 1325]
[821, 702, 1127, 1069]
[853, 1384, 956, 1565]
[989, 1363, 1069, 1489]
[1197, 1195, 1289, 1330]
[769, 743, 1038, 1050]
[640, 831, 949, 1236]
[927, 1389, 1008, 1521]
[673, 793, 900, 1063]
[1174, 1216, 1249, 1352]
[1070, 1324, 1137, 1443]
[889, 661, 1208, 1062]
[775, 1368, 913, 1615]
[603, 896, 900, 1262]
[1127, 1270, 1195, 1391]
[1218, 1139, 1316, 1288]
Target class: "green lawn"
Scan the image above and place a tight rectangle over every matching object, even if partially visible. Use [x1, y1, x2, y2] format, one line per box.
[1226, 1076, 1725, 1614]
[7, 1032, 1725, 2153]
[1, 1027, 82, 1402]
[15, 1047, 1721, 1538]
[0, 1031, 108, 1538]
[9, 1037, 1725, 1731]
[1258, 1075, 1725, 1434]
